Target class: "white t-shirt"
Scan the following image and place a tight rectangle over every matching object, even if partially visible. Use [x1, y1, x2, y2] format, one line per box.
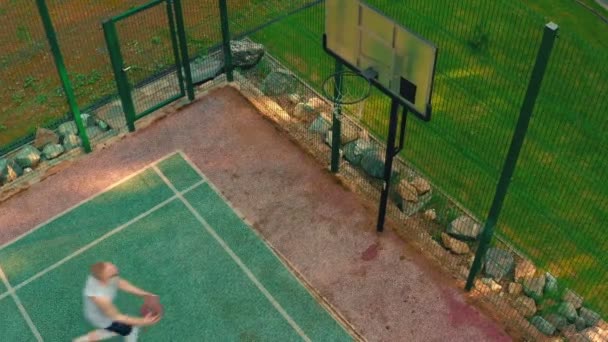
[83, 275, 119, 328]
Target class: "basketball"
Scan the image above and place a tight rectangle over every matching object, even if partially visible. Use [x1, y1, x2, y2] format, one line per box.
[140, 295, 163, 317]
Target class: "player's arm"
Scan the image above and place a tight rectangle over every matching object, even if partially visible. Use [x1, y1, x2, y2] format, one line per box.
[117, 278, 156, 298]
[90, 296, 159, 327]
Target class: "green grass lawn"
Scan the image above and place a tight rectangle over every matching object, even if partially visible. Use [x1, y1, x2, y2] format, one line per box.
[250, 0, 608, 316]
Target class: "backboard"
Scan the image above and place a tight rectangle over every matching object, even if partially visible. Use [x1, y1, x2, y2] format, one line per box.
[324, 0, 438, 121]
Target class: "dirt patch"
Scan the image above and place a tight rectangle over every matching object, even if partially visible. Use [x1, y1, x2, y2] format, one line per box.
[0, 86, 512, 341]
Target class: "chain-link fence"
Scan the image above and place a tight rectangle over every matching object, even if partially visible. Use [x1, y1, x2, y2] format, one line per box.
[228, 0, 607, 339]
[0, 0, 606, 339]
[0, 1, 69, 155]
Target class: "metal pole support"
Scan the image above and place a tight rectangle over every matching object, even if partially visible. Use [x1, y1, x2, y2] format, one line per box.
[377, 98, 401, 232]
[465, 22, 559, 291]
[330, 61, 344, 173]
[102, 20, 137, 132]
[218, 0, 234, 82]
[172, 0, 195, 101]
[35, 0, 91, 152]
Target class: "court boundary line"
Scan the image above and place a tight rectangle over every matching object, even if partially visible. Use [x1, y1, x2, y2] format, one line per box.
[154, 166, 313, 342]
[0, 179, 204, 302]
[0, 152, 181, 252]
[177, 151, 364, 341]
[0, 266, 43, 342]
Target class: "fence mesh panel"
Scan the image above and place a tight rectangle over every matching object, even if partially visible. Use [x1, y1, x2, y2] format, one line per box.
[0, 1, 68, 155]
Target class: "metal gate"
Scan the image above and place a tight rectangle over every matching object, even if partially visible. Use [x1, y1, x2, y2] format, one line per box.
[102, 0, 193, 132]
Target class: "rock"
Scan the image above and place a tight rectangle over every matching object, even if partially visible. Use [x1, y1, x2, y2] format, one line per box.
[441, 233, 470, 255]
[558, 301, 578, 322]
[360, 149, 385, 179]
[343, 139, 371, 166]
[508, 282, 523, 295]
[581, 327, 608, 342]
[287, 94, 300, 104]
[484, 248, 514, 281]
[531, 316, 556, 336]
[307, 97, 325, 111]
[293, 103, 309, 119]
[410, 177, 431, 195]
[15, 145, 41, 168]
[489, 279, 502, 292]
[459, 266, 469, 278]
[397, 179, 418, 203]
[544, 272, 558, 294]
[80, 113, 96, 127]
[24, 167, 32, 173]
[230, 40, 265, 68]
[447, 215, 482, 240]
[480, 278, 501, 292]
[580, 307, 601, 327]
[523, 275, 545, 299]
[42, 144, 64, 160]
[514, 296, 537, 318]
[190, 57, 223, 83]
[262, 69, 297, 96]
[308, 114, 331, 135]
[62, 134, 82, 150]
[340, 121, 360, 145]
[563, 289, 584, 309]
[86, 126, 104, 140]
[599, 320, 608, 331]
[562, 324, 577, 337]
[323, 125, 359, 147]
[0, 159, 22, 184]
[33, 127, 59, 149]
[96, 119, 110, 131]
[576, 316, 588, 331]
[58, 121, 78, 137]
[9, 159, 23, 176]
[97, 103, 125, 128]
[546, 313, 569, 331]
[568, 333, 590, 342]
[514, 259, 537, 282]
[474, 279, 491, 296]
[423, 209, 437, 221]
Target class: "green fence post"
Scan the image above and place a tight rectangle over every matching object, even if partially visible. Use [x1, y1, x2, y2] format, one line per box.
[166, 0, 186, 97]
[330, 61, 344, 173]
[172, 0, 194, 100]
[465, 22, 559, 291]
[218, 0, 234, 82]
[35, 0, 91, 152]
[102, 20, 137, 132]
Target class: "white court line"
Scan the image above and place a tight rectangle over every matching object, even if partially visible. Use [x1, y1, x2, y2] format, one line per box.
[178, 151, 361, 341]
[0, 180, 204, 302]
[153, 166, 312, 342]
[0, 266, 43, 342]
[0, 151, 181, 252]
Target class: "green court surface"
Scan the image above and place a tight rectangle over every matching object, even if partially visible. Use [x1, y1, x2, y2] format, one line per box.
[0, 152, 352, 341]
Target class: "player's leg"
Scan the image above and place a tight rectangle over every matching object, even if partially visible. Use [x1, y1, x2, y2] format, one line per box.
[124, 327, 140, 342]
[105, 321, 139, 342]
[72, 329, 117, 342]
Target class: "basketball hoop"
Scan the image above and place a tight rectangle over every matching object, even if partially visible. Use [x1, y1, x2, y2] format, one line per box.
[322, 70, 372, 106]
[322, 70, 371, 121]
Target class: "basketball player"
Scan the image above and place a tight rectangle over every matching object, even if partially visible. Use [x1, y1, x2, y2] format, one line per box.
[73, 262, 160, 342]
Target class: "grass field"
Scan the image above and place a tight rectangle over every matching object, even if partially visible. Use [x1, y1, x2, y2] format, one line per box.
[1, 0, 606, 317]
[248, 0, 608, 316]
[0, 152, 351, 341]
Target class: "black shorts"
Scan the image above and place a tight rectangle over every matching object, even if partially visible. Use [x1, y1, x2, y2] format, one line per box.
[106, 322, 133, 336]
